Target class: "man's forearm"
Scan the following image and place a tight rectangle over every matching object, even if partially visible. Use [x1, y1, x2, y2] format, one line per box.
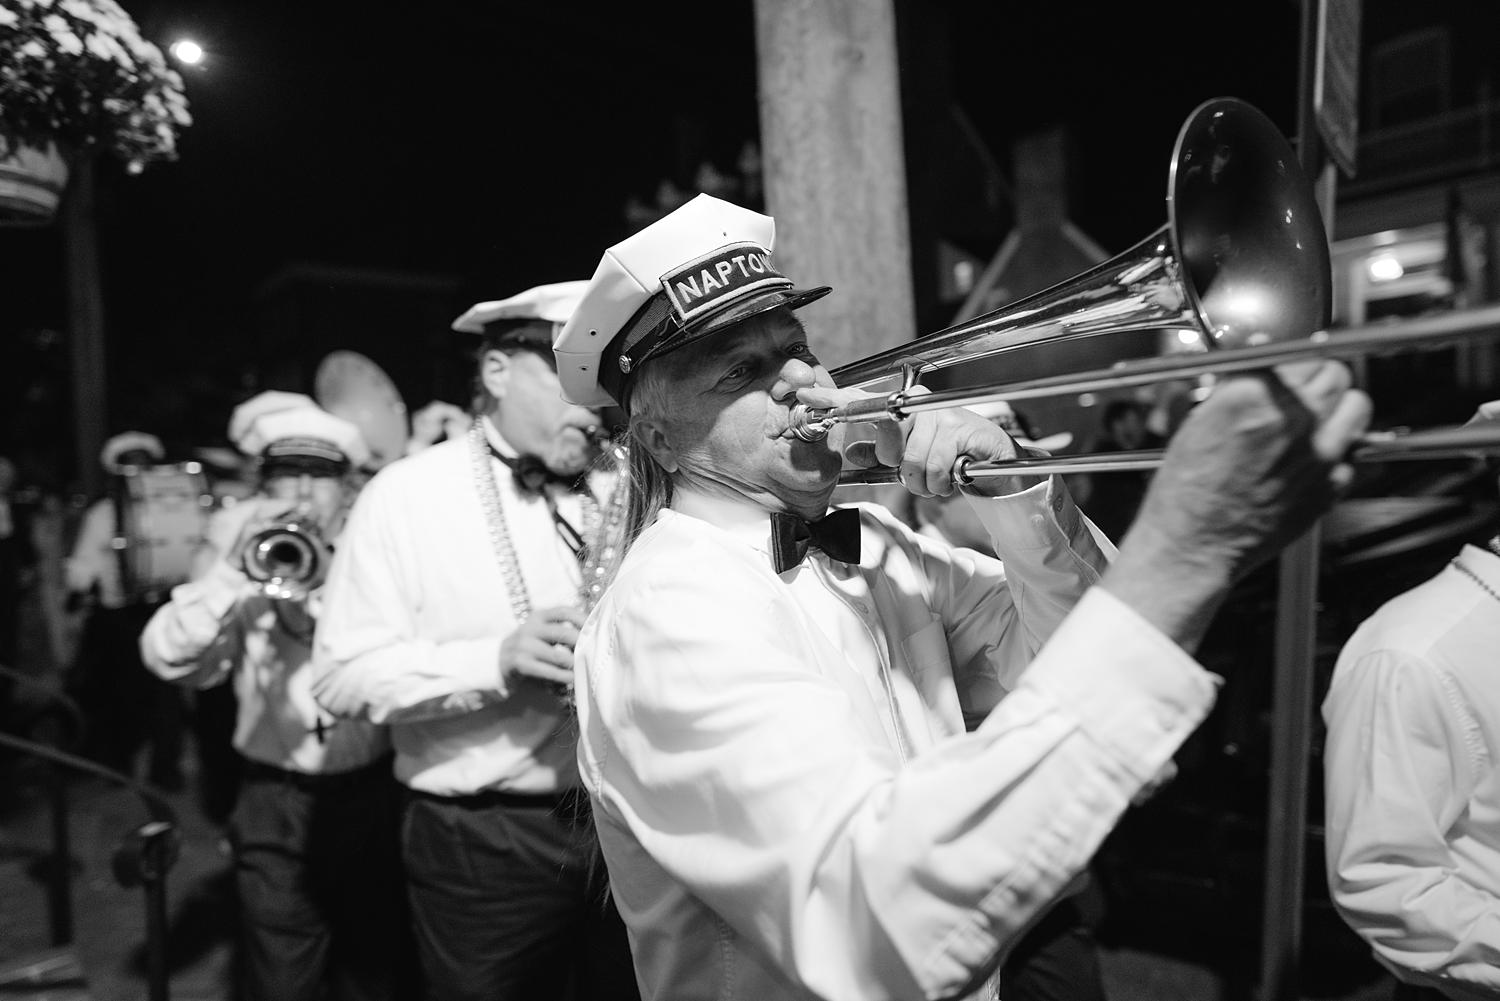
[1098, 517, 1234, 656]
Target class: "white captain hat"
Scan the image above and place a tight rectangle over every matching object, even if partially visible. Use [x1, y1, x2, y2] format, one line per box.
[230, 393, 370, 471]
[227, 391, 318, 448]
[452, 281, 590, 352]
[554, 194, 831, 408]
[100, 431, 165, 473]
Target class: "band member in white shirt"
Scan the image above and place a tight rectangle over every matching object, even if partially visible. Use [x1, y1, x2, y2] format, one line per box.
[139, 394, 413, 1001]
[553, 193, 1371, 1001]
[1323, 402, 1500, 1001]
[313, 284, 638, 1001]
[66, 431, 186, 788]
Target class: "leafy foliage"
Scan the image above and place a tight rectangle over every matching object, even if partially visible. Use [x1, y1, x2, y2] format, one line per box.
[0, 0, 191, 172]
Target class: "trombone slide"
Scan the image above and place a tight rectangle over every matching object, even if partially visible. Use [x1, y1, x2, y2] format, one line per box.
[836, 424, 1500, 487]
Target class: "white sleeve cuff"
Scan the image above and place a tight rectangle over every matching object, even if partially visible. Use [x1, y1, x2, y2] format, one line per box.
[964, 476, 1082, 551]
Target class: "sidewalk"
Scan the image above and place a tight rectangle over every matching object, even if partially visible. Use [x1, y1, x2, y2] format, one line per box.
[0, 758, 234, 1001]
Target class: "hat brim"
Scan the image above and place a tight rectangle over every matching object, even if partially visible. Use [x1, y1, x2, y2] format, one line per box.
[645, 284, 833, 368]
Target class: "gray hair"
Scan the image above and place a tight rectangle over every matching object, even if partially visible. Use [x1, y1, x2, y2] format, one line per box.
[594, 354, 677, 591]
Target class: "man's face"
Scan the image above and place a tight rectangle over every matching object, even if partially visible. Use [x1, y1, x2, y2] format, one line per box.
[265, 473, 345, 528]
[637, 308, 844, 515]
[493, 349, 601, 476]
[1112, 410, 1146, 450]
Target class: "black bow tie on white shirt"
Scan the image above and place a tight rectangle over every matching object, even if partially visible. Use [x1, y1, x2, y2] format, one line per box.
[768, 509, 861, 573]
[489, 446, 587, 497]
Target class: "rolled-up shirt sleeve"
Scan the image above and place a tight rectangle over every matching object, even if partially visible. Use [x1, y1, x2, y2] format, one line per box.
[913, 476, 1114, 710]
[312, 476, 507, 725]
[1323, 649, 1500, 995]
[585, 561, 1217, 1001]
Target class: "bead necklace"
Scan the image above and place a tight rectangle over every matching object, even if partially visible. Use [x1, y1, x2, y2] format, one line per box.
[578, 443, 630, 611]
[1450, 535, 1500, 605]
[470, 416, 610, 623]
[469, 417, 533, 623]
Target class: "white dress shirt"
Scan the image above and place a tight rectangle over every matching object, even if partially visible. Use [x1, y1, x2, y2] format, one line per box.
[577, 480, 1218, 1001]
[312, 419, 604, 796]
[66, 499, 127, 609]
[1323, 545, 1500, 1000]
[139, 498, 388, 775]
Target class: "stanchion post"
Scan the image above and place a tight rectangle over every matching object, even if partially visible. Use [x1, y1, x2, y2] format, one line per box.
[1260, 2, 1348, 996]
[46, 763, 73, 946]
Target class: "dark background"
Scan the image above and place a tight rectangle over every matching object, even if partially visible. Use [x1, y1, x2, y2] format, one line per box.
[0, 0, 1486, 481]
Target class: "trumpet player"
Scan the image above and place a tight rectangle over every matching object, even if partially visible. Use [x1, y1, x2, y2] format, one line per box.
[139, 393, 416, 1001]
[312, 284, 639, 1001]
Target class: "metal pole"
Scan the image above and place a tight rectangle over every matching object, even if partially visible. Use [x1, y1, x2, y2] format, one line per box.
[1260, 3, 1340, 996]
[145, 863, 170, 1001]
[47, 765, 73, 945]
[62, 155, 108, 499]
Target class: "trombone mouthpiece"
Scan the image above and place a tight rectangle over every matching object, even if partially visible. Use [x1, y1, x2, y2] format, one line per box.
[787, 406, 836, 442]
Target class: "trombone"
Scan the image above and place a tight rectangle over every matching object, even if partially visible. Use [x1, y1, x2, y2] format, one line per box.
[784, 98, 1500, 482]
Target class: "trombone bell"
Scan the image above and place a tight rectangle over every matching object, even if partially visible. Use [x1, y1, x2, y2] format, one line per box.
[789, 98, 1332, 443]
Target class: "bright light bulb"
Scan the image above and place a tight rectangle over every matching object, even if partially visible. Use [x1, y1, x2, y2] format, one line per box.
[1367, 256, 1404, 282]
[1176, 329, 1200, 346]
[170, 39, 204, 65]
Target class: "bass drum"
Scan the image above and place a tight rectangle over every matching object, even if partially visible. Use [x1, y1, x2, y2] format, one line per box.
[114, 463, 214, 603]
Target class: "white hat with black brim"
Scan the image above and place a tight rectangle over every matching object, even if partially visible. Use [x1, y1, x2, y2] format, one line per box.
[555, 194, 831, 409]
[452, 281, 590, 353]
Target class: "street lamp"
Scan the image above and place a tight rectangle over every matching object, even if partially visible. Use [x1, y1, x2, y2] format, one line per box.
[169, 39, 204, 67]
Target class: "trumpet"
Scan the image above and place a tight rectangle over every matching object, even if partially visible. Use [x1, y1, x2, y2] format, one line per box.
[242, 520, 331, 601]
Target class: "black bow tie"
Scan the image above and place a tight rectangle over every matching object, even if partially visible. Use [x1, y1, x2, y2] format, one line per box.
[489, 446, 587, 497]
[769, 509, 861, 573]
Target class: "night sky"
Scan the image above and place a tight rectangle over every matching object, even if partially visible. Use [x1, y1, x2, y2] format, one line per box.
[0, 0, 1473, 487]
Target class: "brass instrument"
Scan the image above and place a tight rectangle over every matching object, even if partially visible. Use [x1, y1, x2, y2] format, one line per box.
[242, 519, 331, 601]
[778, 98, 1500, 480]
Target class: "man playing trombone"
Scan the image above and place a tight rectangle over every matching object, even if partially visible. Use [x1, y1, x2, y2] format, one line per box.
[554, 193, 1371, 1001]
[139, 392, 414, 1001]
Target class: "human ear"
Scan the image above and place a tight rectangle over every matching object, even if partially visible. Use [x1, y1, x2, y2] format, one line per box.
[630, 415, 678, 474]
[480, 350, 511, 401]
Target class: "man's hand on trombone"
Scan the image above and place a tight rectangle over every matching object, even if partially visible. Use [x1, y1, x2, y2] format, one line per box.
[1102, 359, 1371, 655]
[795, 384, 1045, 497]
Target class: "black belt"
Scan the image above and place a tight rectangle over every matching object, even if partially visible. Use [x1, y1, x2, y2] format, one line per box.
[240, 755, 391, 793]
[407, 785, 588, 813]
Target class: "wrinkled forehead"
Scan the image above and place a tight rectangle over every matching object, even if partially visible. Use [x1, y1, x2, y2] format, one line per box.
[696, 307, 808, 358]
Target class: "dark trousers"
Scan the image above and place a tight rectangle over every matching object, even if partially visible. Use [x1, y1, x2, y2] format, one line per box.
[1393, 983, 1452, 1001]
[229, 758, 418, 1001]
[402, 789, 639, 1001]
[70, 603, 185, 786]
[999, 896, 1107, 1001]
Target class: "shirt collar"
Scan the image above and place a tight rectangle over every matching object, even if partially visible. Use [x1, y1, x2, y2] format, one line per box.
[668, 487, 859, 576]
[670, 487, 778, 556]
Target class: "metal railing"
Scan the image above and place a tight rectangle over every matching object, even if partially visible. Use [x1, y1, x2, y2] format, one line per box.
[0, 664, 180, 1001]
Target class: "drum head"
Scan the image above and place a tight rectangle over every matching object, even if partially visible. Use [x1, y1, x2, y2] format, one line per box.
[117, 464, 212, 601]
[315, 351, 409, 470]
